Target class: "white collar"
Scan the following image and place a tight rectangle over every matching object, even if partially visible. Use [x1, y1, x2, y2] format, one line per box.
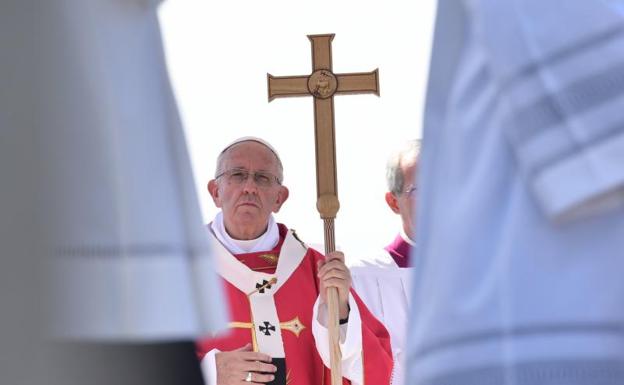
[210, 212, 279, 254]
[400, 227, 417, 246]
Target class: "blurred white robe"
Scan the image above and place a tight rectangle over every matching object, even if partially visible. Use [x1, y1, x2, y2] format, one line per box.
[2, 2, 225, 385]
[348, 252, 412, 385]
[407, 1, 624, 384]
[35, 0, 226, 340]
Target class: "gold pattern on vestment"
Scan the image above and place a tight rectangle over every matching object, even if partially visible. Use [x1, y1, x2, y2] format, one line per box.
[259, 254, 279, 264]
[249, 266, 279, 272]
[228, 321, 254, 329]
[228, 321, 258, 352]
[279, 317, 306, 337]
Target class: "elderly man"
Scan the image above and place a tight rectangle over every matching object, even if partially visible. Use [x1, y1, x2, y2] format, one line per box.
[346, 140, 419, 385]
[196, 137, 392, 385]
[383, 140, 420, 268]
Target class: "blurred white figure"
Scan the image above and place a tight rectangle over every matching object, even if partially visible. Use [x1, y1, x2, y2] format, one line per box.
[407, 0, 624, 384]
[2, 0, 225, 384]
[41, 0, 224, 342]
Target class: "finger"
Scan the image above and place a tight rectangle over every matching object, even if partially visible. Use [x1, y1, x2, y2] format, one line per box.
[234, 343, 253, 352]
[325, 251, 345, 263]
[243, 360, 278, 374]
[318, 266, 349, 284]
[239, 351, 273, 363]
[318, 262, 350, 277]
[317, 261, 348, 277]
[322, 277, 350, 290]
[320, 269, 350, 282]
[320, 259, 348, 272]
[244, 371, 276, 384]
[318, 283, 327, 303]
[319, 282, 347, 299]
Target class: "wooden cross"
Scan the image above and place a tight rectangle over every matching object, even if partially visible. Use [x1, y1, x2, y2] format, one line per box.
[267, 33, 379, 385]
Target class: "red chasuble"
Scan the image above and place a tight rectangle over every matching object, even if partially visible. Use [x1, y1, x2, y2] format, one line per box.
[196, 224, 393, 385]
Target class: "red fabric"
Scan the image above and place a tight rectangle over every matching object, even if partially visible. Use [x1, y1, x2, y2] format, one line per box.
[196, 224, 393, 385]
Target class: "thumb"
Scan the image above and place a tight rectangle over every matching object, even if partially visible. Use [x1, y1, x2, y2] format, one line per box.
[234, 342, 253, 352]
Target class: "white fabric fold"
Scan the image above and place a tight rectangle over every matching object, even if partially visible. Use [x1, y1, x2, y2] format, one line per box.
[533, 131, 624, 221]
[476, 0, 624, 220]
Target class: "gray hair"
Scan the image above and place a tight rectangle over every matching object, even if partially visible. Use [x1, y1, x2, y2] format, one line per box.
[215, 139, 284, 183]
[386, 139, 421, 195]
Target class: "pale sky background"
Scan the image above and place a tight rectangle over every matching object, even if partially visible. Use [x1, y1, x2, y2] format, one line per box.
[158, 0, 436, 257]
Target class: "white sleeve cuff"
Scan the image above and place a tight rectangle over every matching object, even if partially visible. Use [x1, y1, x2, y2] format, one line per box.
[200, 348, 220, 385]
[532, 132, 624, 221]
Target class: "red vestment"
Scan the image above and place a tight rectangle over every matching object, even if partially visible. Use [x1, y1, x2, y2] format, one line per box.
[196, 224, 392, 385]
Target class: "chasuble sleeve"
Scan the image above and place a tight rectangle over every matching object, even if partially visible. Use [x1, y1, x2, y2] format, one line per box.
[480, 2, 624, 221]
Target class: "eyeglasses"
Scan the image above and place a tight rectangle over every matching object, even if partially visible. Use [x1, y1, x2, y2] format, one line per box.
[215, 168, 281, 188]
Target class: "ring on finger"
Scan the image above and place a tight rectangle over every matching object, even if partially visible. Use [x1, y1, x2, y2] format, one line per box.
[245, 371, 252, 382]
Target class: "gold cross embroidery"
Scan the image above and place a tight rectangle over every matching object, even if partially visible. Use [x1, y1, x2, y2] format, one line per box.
[228, 317, 307, 351]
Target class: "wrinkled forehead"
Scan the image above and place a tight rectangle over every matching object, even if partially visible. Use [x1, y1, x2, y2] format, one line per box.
[221, 141, 280, 171]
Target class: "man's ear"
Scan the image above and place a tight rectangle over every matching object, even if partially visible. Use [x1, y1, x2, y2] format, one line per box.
[207, 180, 222, 208]
[272, 186, 290, 213]
[385, 191, 400, 214]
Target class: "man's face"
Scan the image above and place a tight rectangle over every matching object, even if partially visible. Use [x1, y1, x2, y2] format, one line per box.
[396, 160, 418, 239]
[208, 141, 289, 240]
[385, 159, 418, 240]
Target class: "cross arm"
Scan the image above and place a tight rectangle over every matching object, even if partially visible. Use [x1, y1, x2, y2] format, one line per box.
[335, 69, 380, 95]
[267, 74, 309, 101]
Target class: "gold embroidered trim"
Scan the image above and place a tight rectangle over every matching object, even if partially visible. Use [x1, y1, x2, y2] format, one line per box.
[279, 317, 306, 337]
[259, 253, 279, 264]
[228, 321, 258, 352]
[229, 316, 306, 338]
[228, 321, 253, 329]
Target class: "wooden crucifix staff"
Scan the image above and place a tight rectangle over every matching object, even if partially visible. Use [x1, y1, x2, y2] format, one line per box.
[267, 33, 379, 385]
